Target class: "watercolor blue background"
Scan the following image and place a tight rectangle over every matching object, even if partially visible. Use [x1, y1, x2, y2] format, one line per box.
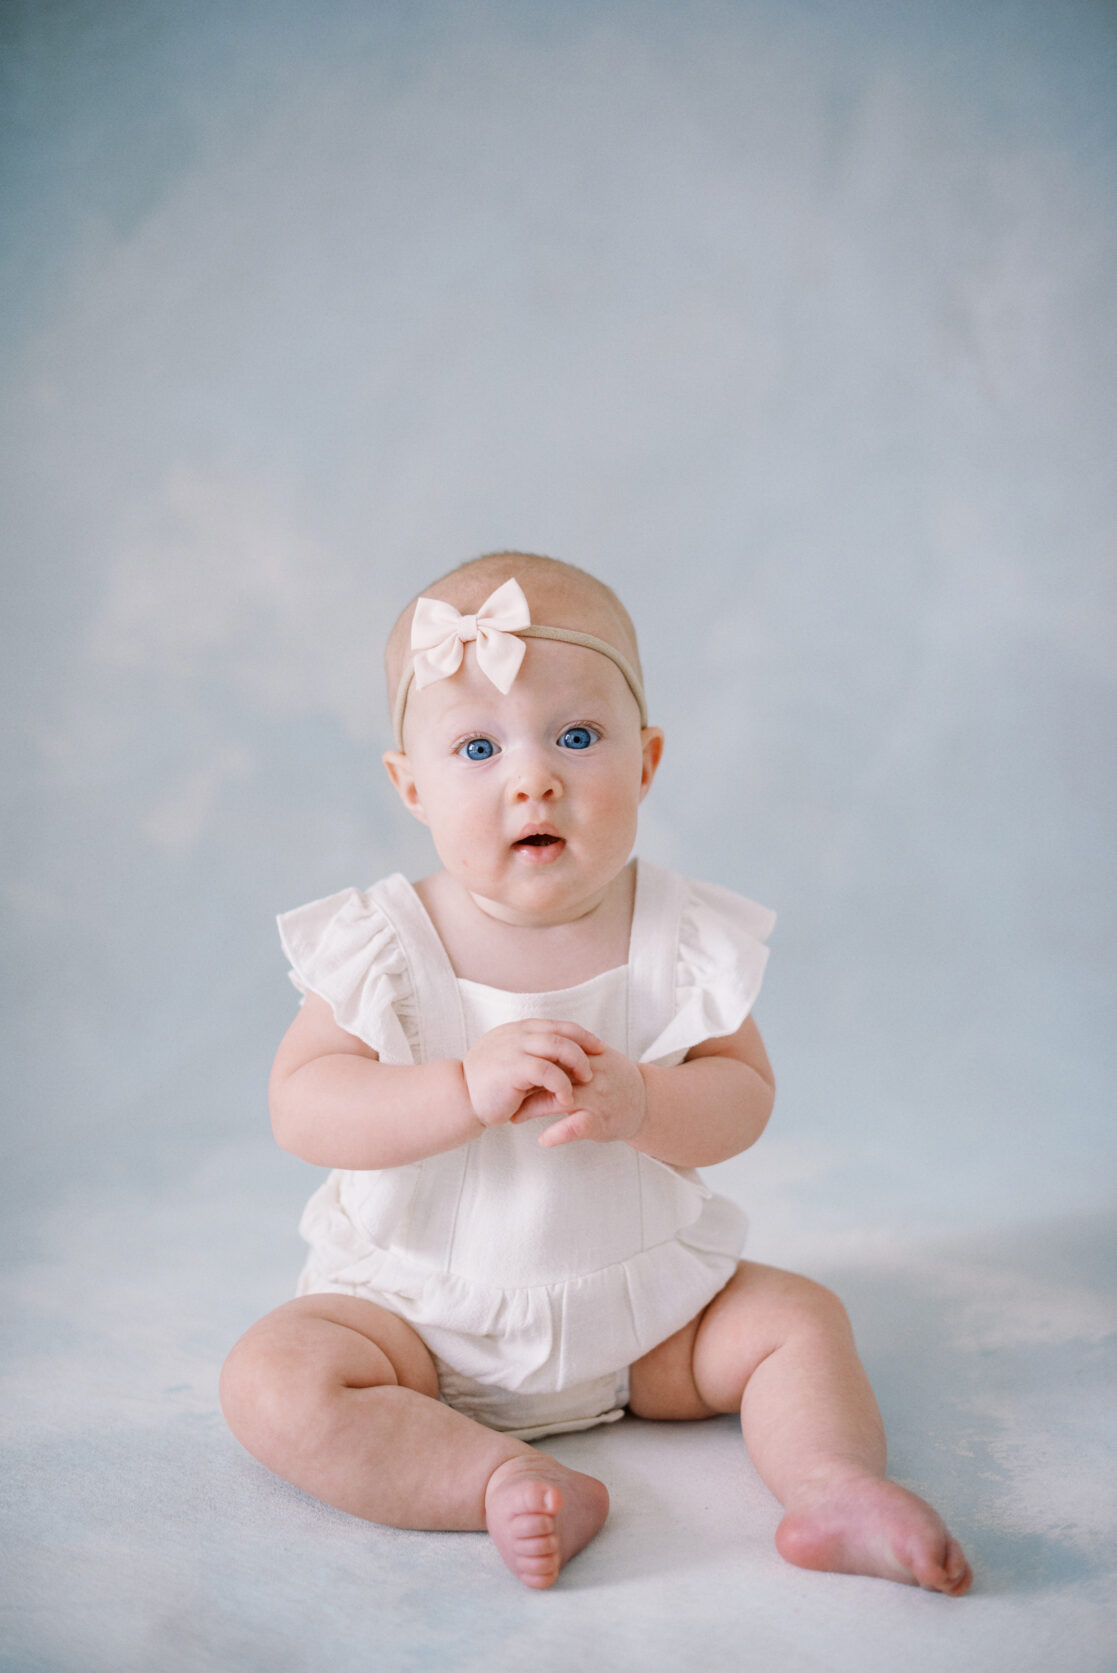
[2, 3, 1115, 1669]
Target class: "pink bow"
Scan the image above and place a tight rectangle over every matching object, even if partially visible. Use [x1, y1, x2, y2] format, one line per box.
[410, 578, 531, 694]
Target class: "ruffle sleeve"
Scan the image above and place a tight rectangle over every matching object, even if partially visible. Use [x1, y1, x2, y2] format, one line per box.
[277, 884, 418, 1064]
[638, 873, 775, 1066]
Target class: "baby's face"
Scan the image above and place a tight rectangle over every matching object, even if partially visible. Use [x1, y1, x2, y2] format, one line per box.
[385, 636, 662, 927]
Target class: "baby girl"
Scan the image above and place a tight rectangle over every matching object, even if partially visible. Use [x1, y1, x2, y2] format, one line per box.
[220, 551, 972, 1595]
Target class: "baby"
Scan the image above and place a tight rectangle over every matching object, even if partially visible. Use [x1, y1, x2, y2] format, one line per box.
[220, 551, 972, 1595]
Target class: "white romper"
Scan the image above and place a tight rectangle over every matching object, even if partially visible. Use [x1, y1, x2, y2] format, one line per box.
[278, 858, 774, 1441]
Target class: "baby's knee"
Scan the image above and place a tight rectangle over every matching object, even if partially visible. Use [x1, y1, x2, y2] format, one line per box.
[220, 1321, 290, 1449]
[220, 1311, 335, 1462]
[725, 1265, 853, 1346]
[778, 1273, 853, 1341]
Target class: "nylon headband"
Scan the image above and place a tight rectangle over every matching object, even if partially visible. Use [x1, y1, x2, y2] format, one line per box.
[391, 622, 648, 749]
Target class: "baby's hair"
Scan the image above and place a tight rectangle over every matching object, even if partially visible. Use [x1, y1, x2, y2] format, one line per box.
[384, 551, 643, 717]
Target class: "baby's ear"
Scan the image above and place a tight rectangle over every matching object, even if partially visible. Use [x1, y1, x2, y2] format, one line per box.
[382, 751, 429, 825]
[639, 727, 665, 799]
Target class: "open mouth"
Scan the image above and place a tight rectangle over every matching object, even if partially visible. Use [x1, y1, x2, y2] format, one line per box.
[511, 831, 565, 861]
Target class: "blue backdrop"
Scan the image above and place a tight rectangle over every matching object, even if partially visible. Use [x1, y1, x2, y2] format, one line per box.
[2, 0, 1114, 1265]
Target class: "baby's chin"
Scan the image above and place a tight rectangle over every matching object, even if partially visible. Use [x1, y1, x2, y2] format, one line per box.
[461, 862, 633, 931]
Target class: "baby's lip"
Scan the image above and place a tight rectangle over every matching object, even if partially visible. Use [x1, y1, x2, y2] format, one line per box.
[512, 825, 564, 849]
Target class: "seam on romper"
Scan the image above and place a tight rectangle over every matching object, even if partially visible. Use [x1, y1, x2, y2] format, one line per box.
[442, 1130, 473, 1274]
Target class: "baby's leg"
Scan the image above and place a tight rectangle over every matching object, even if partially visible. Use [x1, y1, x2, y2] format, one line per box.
[629, 1263, 971, 1595]
[220, 1294, 608, 1589]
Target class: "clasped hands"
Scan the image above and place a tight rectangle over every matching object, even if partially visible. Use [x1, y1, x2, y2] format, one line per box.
[462, 1019, 646, 1149]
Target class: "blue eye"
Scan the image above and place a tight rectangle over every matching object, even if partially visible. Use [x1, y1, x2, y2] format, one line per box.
[459, 737, 496, 761]
[558, 725, 598, 751]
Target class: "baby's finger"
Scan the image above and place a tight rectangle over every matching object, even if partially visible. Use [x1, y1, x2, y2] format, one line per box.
[534, 1020, 605, 1056]
[547, 1035, 597, 1085]
[511, 1087, 566, 1122]
[538, 1109, 592, 1148]
[521, 1057, 576, 1109]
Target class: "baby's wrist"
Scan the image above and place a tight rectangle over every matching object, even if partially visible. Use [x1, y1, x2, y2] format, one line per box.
[443, 1058, 487, 1140]
[458, 1057, 513, 1132]
[631, 1062, 652, 1141]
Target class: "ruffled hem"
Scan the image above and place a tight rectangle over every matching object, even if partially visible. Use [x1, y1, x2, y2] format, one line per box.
[277, 883, 418, 1063]
[296, 1173, 747, 1393]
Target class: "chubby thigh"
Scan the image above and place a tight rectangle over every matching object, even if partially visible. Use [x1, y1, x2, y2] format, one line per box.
[222, 1292, 443, 1424]
[628, 1260, 848, 1421]
[219, 1293, 541, 1532]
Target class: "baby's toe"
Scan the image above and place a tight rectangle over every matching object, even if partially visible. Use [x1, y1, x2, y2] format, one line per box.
[912, 1532, 972, 1595]
[519, 1554, 561, 1587]
[509, 1479, 561, 1518]
[940, 1539, 973, 1596]
[515, 1529, 558, 1554]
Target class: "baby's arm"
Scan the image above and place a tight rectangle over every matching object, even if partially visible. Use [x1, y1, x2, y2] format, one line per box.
[270, 992, 602, 1168]
[537, 1013, 775, 1168]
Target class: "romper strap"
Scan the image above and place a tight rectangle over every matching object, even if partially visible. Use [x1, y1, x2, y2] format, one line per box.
[365, 875, 470, 1063]
[626, 858, 684, 1062]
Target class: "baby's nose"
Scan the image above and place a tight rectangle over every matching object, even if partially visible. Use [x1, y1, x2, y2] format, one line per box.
[509, 750, 562, 802]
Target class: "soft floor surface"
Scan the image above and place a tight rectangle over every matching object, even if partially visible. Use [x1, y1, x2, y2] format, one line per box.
[3, 1145, 1114, 1673]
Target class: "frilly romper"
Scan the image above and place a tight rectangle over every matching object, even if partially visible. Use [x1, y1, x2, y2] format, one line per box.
[278, 857, 774, 1442]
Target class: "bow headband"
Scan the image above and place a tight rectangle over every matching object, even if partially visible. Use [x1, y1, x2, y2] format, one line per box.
[391, 577, 647, 748]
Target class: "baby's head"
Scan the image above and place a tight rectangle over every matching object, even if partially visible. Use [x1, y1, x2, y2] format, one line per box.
[383, 552, 663, 924]
[385, 551, 645, 744]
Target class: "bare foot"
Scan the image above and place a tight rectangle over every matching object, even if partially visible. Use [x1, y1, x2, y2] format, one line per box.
[484, 1454, 610, 1590]
[776, 1473, 972, 1595]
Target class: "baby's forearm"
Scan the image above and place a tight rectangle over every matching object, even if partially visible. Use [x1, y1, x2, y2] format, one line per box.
[629, 1057, 774, 1168]
[270, 1055, 482, 1168]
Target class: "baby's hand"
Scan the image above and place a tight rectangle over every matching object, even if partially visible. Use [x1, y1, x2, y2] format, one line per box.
[463, 1020, 604, 1128]
[536, 1044, 648, 1149]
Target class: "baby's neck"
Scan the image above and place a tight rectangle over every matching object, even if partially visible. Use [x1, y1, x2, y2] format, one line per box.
[415, 864, 636, 992]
